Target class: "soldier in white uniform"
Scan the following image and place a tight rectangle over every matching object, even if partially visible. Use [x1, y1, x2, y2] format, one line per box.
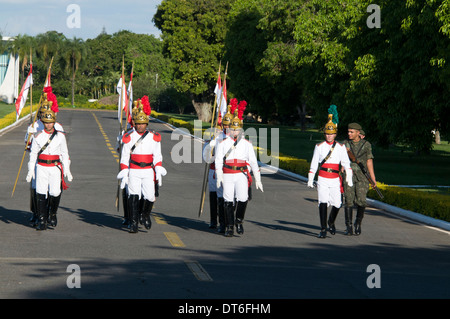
[202, 106, 232, 232]
[308, 108, 353, 238]
[25, 93, 64, 225]
[215, 104, 263, 237]
[26, 109, 73, 230]
[117, 101, 167, 233]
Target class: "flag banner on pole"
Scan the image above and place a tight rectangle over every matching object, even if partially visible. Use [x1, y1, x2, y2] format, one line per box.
[214, 73, 227, 121]
[44, 68, 51, 88]
[116, 75, 129, 124]
[127, 72, 133, 123]
[15, 64, 33, 121]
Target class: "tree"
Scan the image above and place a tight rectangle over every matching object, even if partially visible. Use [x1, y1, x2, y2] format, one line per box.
[153, 0, 235, 121]
[62, 37, 88, 106]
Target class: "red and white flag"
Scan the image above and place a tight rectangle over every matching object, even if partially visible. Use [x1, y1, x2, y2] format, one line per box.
[214, 73, 227, 119]
[15, 64, 33, 121]
[116, 74, 129, 124]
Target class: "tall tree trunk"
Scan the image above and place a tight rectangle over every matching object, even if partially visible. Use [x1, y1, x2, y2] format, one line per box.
[192, 100, 212, 123]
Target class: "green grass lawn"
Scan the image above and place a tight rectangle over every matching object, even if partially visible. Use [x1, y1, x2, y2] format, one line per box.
[165, 112, 450, 189]
[0, 101, 16, 117]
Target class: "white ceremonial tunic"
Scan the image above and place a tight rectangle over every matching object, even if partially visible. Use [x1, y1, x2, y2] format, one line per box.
[202, 131, 228, 197]
[120, 129, 163, 202]
[215, 135, 260, 203]
[28, 129, 70, 197]
[25, 120, 64, 189]
[309, 140, 351, 207]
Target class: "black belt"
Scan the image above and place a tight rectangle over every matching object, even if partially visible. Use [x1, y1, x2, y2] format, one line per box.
[320, 167, 339, 174]
[37, 159, 61, 165]
[130, 159, 154, 168]
[223, 164, 247, 172]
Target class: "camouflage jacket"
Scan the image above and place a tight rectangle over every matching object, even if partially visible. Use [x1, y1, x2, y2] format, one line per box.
[344, 139, 374, 173]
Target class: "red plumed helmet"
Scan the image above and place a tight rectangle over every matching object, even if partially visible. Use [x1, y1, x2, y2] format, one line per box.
[141, 95, 151, 115]
[237, 100, 247, 120]
[229, 98, 238, 115]
[43, 86, 58, 113]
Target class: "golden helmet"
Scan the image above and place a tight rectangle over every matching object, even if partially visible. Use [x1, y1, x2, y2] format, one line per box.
[222, 105, 232, 126]
[39, 94, 52, 117]
[230, 110, 243, 130]
[133, 110, 149, 124]
[41, 109, 56, 123]
[323, 114, 337, 134]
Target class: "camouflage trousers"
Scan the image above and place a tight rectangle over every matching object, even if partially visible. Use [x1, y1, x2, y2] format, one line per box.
[343, 171, 370, 207]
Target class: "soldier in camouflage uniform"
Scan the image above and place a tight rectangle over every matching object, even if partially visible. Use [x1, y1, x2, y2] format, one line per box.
[343, 123, 377, 235]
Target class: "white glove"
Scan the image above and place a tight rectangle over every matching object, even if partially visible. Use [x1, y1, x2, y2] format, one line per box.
[155, 166, 167, 187]
[345, 169, 353, 187]
[307, 172, 315, 188]
[117, 169, 129, 189]
[26, 170, 34, 183]
[65, 170, 73, 182]
[216, 170, 223, 188]
[255, 179, 264, 192]
[209, 139, 216, 148]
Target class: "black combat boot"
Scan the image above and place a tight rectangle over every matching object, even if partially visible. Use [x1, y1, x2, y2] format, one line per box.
[209, 191, 218, 229]
[35, 193, 48, 231]
[318, 203, 327, 238]
[327, 206, 339, 235]
[344, 206, 353, 235]
[128, 195, 140, 233]
[235, 201, 248, 235]
[354, 205, 365, 235]
[47, 194, 61, 227]
[29, 188, 38, 226]
[217, 197, 225, 233]
[142, 199, 154, 230]
[224, 201, 235, 237]
[122, 189, 129, 226]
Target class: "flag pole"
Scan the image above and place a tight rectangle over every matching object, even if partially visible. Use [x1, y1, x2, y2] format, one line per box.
[29, 48, 33, 124]
[12, 56, 53, 197]
[198, 62, 226, 217]
[115, 56, 126, 210]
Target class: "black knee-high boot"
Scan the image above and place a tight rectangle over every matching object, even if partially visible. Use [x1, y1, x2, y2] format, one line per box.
[235, 201, 248, 235]
[224, 201, 235, 237]
[209, 191, 218, 228]
[142, 199, 154, 230]
[217, 197, 225, 233]
[354, 205, 365, 235]
[318, 203, 327, 238]
[122, 189, 129, 226]
[35, 193, 48, 231]
[48, 194, 61, 227]
[29, 188, 38, 225]
[327, 206, 339, 235]
[344, 206, 353, 235]
[128, 195, 140, 233]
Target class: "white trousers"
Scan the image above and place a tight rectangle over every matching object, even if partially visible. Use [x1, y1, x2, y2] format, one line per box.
[128, 168, 155, 202]
[317, 176, 341, 208]
[223, 172, 248, 203]
[36, 165, 61, 197]
[208, 168, 223, 197]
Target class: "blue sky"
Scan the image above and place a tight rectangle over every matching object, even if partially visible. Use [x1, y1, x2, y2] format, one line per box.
[0, 0, 162, 40]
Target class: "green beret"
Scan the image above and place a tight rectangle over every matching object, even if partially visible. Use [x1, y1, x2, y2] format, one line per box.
[348, 122, 362, 130]
[359, 129, 365, 136]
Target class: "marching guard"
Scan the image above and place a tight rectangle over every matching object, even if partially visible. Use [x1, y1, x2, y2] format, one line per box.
[25, 90, 64, 225]
[202, 105, 232, 232]
[117, 96, 167, 233]
[26, 108, 72, 230]
[215, 100, 263, 237]
[308, 106, 353, 238]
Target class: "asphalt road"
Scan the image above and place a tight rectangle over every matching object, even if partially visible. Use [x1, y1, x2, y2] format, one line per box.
[0, 109, 449, 303]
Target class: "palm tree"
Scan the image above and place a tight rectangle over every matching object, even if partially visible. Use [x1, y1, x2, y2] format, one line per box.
[63, 37, 87, 106]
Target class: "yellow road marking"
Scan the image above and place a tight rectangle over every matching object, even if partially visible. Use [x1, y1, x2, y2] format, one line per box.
[91, 111, 119, 163]
[164, 232, 185, 247]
